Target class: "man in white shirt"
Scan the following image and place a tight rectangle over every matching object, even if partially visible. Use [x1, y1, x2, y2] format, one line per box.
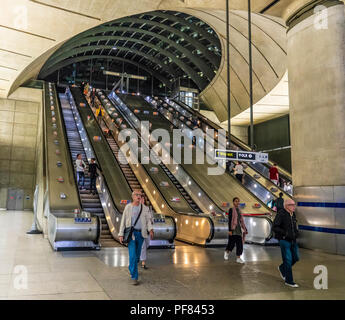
[75, 154, 86, 190]
[119, 190, 154, 285]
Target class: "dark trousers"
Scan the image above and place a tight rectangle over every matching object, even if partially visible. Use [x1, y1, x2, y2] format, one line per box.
[226, 235, 243, 256]
[77, 171, 85, 187]
[90, 176, 97, 193]
[235, 174, 243, 183]
[279, 240, 299, 284]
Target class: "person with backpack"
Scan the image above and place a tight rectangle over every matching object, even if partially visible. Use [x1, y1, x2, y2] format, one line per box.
[224, 197, 248, 264]
[273, 198, 300, 288]
[88, 158, 101, 195]
[274, 192, 285, 212]
[119, 190, 154, 285]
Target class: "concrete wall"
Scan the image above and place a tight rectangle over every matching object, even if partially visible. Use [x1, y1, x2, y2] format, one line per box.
[0, 87, 42, 210]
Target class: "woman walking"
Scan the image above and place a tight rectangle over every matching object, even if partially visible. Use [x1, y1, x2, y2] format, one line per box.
[119, 190, 154, 285]
[224, 197, 248, 264]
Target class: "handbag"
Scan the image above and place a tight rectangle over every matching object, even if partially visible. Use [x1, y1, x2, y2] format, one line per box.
[123, 205, 142, 244]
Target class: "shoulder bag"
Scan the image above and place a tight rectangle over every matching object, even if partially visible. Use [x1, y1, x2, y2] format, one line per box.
[123, 204, 142, 244]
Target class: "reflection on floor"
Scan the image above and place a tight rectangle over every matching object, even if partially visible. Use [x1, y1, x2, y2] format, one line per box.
[1, 211, 344, 300]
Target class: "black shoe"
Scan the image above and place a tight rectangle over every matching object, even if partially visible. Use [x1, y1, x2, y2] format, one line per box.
[141, 265, 148, 269]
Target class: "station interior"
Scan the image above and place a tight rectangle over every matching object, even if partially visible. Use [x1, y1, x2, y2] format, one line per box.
[0, 0, 344, 300]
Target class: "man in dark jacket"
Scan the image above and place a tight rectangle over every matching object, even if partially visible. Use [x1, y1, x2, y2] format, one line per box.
[88, 158, 101, 195]
[273, 198, 300, 288]
[274, 192, 284, 211]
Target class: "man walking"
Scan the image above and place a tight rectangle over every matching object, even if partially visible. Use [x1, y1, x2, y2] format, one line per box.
[273, 198, 300, 288]
[119, 190, 154, 285]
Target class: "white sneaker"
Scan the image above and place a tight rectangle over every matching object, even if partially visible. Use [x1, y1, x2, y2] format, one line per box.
[278, 266, 285, 281]
[285, 282, 299, 288]
[224, 251, 229, 260]
[236, 258, 245, 264]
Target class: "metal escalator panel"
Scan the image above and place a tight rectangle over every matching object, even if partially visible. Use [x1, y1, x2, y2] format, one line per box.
[44, 83, 80, 215]
[59, 92, 117, 247]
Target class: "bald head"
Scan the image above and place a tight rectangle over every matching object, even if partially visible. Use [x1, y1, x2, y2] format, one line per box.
[284, 198, 296, 213]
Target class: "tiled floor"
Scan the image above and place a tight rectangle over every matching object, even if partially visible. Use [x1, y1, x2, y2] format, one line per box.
[1, 210, 344, 300]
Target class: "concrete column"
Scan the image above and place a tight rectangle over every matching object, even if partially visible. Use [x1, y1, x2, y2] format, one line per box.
[286, 1, 345, 254]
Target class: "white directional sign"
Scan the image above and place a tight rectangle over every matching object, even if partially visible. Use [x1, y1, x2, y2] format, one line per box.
[215, 149, 268, 163]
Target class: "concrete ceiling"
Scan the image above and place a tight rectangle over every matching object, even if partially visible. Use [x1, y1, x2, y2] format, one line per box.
[0, 0, 318, 123]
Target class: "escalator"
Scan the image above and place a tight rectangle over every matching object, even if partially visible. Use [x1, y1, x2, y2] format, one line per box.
[115, 93, 270, 214]
[59, 92, 117, 247]
[45, 83, 100, 251]
[167, 98, 293, 195]
[100, 90, 273, 244]
[68, 87, 176, 247]
[88, 89, 228, 245]
[149, 97, 293, 209]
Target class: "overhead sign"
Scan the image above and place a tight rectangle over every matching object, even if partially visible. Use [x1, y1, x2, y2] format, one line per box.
[215, 149, 268, 163]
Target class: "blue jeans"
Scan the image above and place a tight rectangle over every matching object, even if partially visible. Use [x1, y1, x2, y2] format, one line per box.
[128, 230, 144, 280]
[77, 171, 85, 187]
[279, 240, 299, 284]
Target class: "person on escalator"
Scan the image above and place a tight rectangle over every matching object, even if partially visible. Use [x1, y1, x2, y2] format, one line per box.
[234, 162, 244, 184]
[139, 195, 154, 270]
[95, 106, 104, 124]
[90, 88, 96, 108]
[224, 197, 248, 264]
[273, 198, 300, 288]
[81, 81, 85, 93]
[75, 154, 86, 190]
[269, 163, 279, 186]
[88, 158, 101, 195]
[275, 192, 285, 212]
[118, 190, 154, 286]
